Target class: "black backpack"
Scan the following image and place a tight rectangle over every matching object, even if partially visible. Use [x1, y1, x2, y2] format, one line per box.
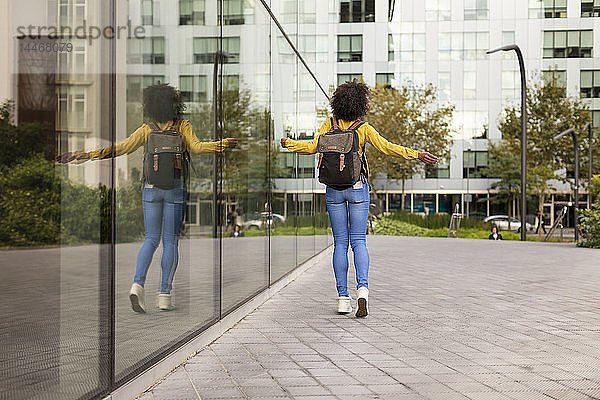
[316, 118, 366, 189]
[143, 119, 187, 189]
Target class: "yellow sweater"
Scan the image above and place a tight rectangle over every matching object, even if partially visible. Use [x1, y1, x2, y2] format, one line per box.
[87, 120, 229, 160]
[284, 119, 419, 174]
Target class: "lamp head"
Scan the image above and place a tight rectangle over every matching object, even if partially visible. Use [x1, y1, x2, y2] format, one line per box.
[554, 128, 575, 140]
[487, 44, 518, 54]
[583, 122, 591, 131]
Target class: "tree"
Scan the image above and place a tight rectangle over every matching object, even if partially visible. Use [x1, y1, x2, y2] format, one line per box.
[364, 84, 454, 207]
[483, 140, 521, 230]
[498, 72, 595, 238]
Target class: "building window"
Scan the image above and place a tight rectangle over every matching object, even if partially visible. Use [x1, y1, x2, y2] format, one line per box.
[462, 111, 488, 139]
[340, 0, 375, 22]
[542, 69, 567, 87]
[544, 0, 567, 18]
[194, 37, 239, 63]
[502, 70, 520, 99]
[439, 32, 487, 61]
[464, 71, 477, 100]
[337, 35, 362, 62]
[426, 162, 450, 179]
[376, 73, 394, 87]
[463, 32, 489, 60]
[219, 0, 253, 25]
[425, 0, 451, 21]
[438, 72, 451, 100]
[141, 0, 155, 25]
[180, 0, 205, 25]
[337, 74, 362, 86]
[582, 0, 600, 17]
[126, 75, 164, 101]
[223, 75, 239, 94]
[543, 30, 593, 58]
[299, 0, 316, 23]
[593, 110, 600, 128]
[388, 34, 394, 61]
[580, 71, 600, 97]
[399, 33, 426, 61]
[180, 75, 207, 102]
[464, 0, 488, 20]
[529, 0, 543, 18]
[129, 37, 164, 64]
[463, 150, 488, 178]
[298, 35, 329, 63]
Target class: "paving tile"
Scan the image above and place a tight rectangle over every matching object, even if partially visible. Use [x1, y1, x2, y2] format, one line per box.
[150, 238, 600, 400]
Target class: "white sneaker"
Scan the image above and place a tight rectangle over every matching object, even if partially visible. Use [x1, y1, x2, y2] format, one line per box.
[158, 293, 175, 311]
[129, 283, 146, 313]
[338, 296, 352, 314]
[356, 287, 369, 318]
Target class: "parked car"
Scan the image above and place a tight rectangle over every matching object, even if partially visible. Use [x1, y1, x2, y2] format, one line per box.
[484, 215, 533, 232]
[243, 212, 286, 230]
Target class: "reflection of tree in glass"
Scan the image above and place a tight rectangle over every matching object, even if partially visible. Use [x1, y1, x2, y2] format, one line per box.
[187, 88, 284, 203]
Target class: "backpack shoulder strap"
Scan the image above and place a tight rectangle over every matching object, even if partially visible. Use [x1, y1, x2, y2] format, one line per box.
[170, 119, 182, 133]
[349, 120, 365, 131]
[147, 121, 160, 131]
[330, 117, 339, 131]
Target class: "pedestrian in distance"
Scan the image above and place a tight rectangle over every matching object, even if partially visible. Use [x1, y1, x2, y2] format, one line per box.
[489, 225, 503, 240]
[57, 83, 237, 313]
[281, 80, 438, 317]
[230, 224, 245, 238]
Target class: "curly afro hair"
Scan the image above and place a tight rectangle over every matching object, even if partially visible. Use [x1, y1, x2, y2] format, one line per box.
[143, 83, 186, 123]
[330, 80, 370, 122]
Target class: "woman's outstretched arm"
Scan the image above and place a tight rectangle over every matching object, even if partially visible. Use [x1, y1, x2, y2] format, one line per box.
[280, 119, 331, 154]
[364, 123, 438, 164]
[181, 120, 237, 153]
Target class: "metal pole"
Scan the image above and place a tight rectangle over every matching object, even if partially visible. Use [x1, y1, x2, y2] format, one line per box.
[574, 132, 579, 242]
[516, 47, 527, 242]
[589, 122, 593, 209]
[488, 45, 528, 241]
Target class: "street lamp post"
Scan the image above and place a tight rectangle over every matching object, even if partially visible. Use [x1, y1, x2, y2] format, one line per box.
[487, 44, 527, 241]
[585, 122, 593, 209]
[554, 128, 579, 242]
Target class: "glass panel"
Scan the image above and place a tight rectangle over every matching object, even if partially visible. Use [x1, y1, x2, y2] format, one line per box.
[338, 35, 350, 52]
[581, 30, 594, 47]
[568, 31, 580, 47]
[2, 0, 107, 398]
[351, 35, 362, 52]
[555, 31, 567, 47]
[543, 31, 554, 47]
[114, 0, 220, 381]
[581, 71, 593, 87]
[271, 0, 298, 283]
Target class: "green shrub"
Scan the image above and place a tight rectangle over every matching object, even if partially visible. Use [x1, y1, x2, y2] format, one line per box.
[373, 217, 429, 236]
[387, 210, 490, 230]
[578, 209, 600, 248]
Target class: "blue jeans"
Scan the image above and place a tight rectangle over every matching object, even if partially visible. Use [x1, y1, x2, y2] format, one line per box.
[134, 184, 186, 294]
[325, 181, 370, 297]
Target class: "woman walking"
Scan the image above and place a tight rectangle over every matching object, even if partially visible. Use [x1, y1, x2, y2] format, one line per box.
[281, 81, 437, 317]
[59, 83, 237, 313]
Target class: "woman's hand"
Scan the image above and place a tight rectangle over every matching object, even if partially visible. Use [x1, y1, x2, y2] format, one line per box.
[280, 138, 288, 148]
[418, 151, 438, 165]
[226, 138, 238, 148]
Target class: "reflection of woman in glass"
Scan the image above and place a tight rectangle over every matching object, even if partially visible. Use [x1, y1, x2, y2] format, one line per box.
[281, 81, 437, 318]
[59, 84, 237, 313]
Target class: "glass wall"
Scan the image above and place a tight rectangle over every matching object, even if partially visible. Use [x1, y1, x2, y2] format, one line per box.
[0, 0, 330, 398]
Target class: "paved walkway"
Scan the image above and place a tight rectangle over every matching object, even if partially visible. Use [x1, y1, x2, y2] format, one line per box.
[146, 237, 600, 400]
